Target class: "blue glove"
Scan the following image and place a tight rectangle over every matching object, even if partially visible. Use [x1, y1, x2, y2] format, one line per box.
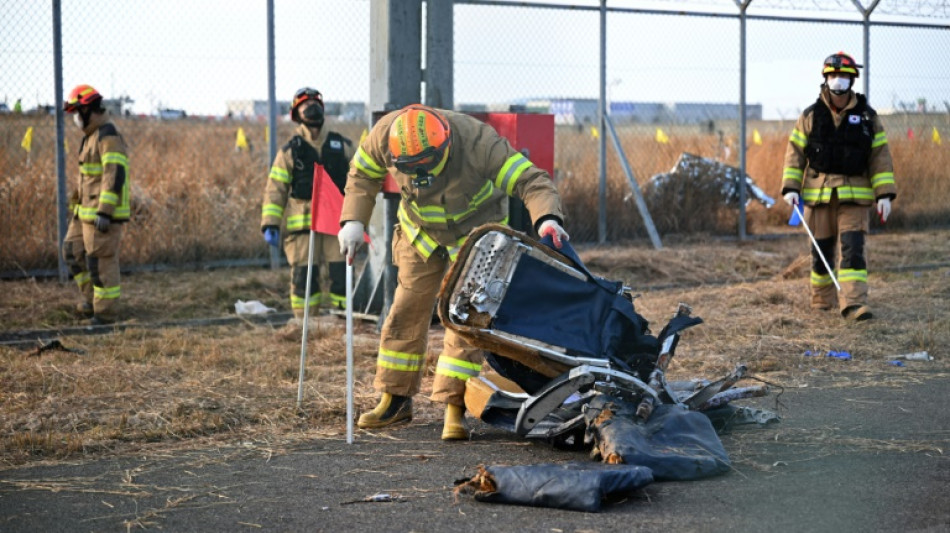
[262, 226, 280, 247]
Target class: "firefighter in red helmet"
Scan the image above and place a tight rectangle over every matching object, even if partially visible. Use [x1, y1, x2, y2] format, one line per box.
[260, 88, 354, 322]
[62, 84, 131, 324]
[338, 104, 568, 440]
[781, 52, 897, 321]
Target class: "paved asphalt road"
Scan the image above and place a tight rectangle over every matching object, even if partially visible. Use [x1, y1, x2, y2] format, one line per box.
[2, 372, 948, 533]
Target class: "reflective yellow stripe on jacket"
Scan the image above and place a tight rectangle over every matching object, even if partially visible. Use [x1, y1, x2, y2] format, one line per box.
[285, 213, 311, 232]
[102, 152, 131, 219]
[398, 202, 506, 261]
[494, 153, 532, 195]
[783, 167, 803, 184]
[405, 181, 496, 225]
[802, 185, 874, 203]
[789, 128, 808, 149]
[353, 146, 387, 179]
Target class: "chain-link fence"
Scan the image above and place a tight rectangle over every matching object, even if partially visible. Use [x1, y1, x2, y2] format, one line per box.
[2, 0, 948, 274]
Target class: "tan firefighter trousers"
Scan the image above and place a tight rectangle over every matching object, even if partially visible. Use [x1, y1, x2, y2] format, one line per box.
[62, 216, 92, 306]
[284, 231, 346, 318]
[804, 192, 870, 311]
[81, 221, 124, 320]
[373, 225, 483, 407]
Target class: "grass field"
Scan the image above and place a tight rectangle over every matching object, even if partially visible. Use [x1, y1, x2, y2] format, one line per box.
[2, 113, 948, 467]
[1, 113, 948, 271]
[1, 227, 947, 467]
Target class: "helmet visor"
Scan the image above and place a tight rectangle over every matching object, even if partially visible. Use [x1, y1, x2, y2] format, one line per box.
[393, 147, 443, 176]
[292, 88, 322, 110]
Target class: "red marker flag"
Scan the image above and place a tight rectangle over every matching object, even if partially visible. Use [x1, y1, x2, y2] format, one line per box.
[311, 164, 369, 243]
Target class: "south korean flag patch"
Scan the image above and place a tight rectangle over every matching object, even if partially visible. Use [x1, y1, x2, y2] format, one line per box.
[848, 115, 861, 125]
[329, 139, 343, 150]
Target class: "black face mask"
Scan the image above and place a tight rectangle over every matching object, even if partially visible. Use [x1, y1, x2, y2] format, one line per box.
[301, 105, 324, 127]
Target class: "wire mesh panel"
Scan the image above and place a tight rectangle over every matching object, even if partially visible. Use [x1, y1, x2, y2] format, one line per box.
[0, 0, 371, 272]
[1, 0, 948, 274]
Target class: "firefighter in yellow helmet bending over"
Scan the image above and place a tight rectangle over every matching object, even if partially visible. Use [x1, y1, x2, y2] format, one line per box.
[338, 105, 568, 440]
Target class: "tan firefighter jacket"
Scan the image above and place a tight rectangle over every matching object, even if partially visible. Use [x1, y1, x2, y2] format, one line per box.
[341, 109, 564, 260]
[261, 123, 355, 234]
[782, 87, 896, 206]
[76, 112, 130, 223]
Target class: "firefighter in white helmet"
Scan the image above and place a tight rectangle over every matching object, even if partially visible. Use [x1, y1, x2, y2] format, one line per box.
[781, 52, 897, 321]
[339, 104, 568, 440]
[261, 88, 354, 319]
[63, 84, 130, 325]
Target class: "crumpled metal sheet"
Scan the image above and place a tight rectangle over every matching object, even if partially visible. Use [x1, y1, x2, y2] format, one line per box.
[454, 462, 653, 512]
[647, 152, 775, 208]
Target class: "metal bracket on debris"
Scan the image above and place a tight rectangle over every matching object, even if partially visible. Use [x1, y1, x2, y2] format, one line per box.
[515, 365, 659, 436]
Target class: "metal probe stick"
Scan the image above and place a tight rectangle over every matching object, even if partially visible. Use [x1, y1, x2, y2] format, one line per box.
[794, 202, 841, 292]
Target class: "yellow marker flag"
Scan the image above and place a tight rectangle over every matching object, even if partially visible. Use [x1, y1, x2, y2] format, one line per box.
[359, 128, 368, 144]
[932, 126, 942, 146]
[21, 126, 33, 152]
[752, 129, 763, 146]
[655, 128, 670, 144]
[265, 126, 270, 144]
[590, 125, 600, 139]
[235, 127, 249, 151]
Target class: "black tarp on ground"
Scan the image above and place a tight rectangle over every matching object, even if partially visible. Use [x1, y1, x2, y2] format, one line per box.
[584, 396, 731, 481]
[454, 462, 654, 512]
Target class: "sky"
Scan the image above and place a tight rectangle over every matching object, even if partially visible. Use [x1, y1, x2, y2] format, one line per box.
[1, 0, 948, 120]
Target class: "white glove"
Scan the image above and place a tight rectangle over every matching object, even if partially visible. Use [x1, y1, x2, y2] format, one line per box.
[876, 198, 891, 223]
[338, 221, 364, 264]
[783, 192, 800, 207]
[538, 219, 569, 249]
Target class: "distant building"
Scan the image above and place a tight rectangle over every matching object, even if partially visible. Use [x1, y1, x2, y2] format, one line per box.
[546, 99, 599, 125]
[103, 96, 134, 117]
[226, 100, 290, 120]
[225, 100, 365, 122]
[665, 102, 762, 123]
[609, 101, 666, 124]
[518, 98, 762, 125]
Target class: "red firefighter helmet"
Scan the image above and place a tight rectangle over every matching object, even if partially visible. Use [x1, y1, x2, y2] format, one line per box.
[822, 52, 862, 78]
[64, 84, 102, 113]
[290, 87, 323, 122]
[388, 105, 451, 177]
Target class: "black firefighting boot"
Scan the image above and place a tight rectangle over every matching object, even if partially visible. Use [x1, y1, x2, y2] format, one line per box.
[357, 393, 412, 429]
[441, 403, 469, 441]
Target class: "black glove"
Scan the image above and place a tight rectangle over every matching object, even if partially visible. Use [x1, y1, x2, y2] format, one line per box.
[94, 214, 112, 233]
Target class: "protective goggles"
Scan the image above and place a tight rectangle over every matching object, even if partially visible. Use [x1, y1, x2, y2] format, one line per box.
[823, 54, 860, 74]
[292, 88, 322, 109]
[394, 147, 449, 188]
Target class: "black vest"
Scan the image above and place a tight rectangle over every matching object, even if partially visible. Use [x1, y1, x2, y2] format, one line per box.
[805, 93, 875, 175]
[286, 132, 351, 200]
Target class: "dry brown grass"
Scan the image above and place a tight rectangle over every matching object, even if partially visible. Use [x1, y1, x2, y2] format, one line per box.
[0, 116, 366, 272]
[1, 228, 947, 467]
[555, 122, 950, 242]
[2, 115, 947, 271]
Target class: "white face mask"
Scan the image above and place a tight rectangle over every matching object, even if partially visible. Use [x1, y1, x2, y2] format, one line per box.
[72, 113, 85, 129]
[827, 76, 851, 93]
